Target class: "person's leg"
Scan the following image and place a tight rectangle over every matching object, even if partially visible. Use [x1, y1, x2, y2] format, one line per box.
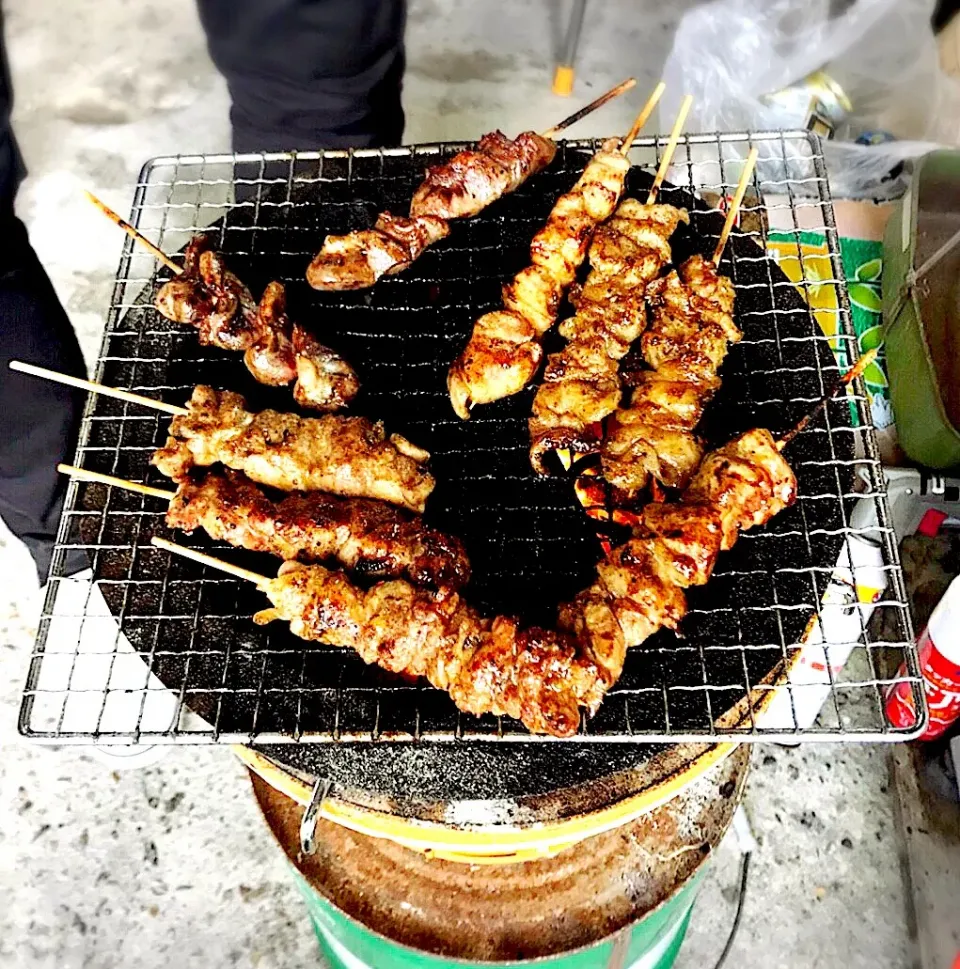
[0, 12, 86, 582]
[196, 0, 407, 152]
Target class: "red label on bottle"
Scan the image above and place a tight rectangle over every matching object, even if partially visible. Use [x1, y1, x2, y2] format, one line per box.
[886, 626, 960, 739]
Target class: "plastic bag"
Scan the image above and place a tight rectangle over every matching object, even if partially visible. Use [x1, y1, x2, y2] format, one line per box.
[661, 0, 960, 198]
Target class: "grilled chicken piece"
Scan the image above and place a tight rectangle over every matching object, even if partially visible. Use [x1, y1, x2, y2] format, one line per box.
[156, 236, 259, 351]
[529, 201, 688, 471]
[255, 562, 603, 738]
[156, 237, 358, 410]
[166, 469, 469, 589]
[291, 324, 360, 412]
[410, 131, 556, 221]
[601, 254, 740, 496]
[641, 254, 739, 381]
[306, 213, 449, 291]
[152, 385, 434, 513]
[601, 372, 715, 495]
[448, 141, 632, 419]
[244, 280, 297, 386]
[683, 428, 796, 549]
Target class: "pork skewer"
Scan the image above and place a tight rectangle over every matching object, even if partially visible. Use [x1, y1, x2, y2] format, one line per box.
[152, 535, 605, 738]
[446, 86, 675, 421]
[8, 365, 435, 514]
[152, 385, 435, 513]
[600, 148, 759, 499]
[59, 464, 470, 590]
[305, 78, 639, 293]
[87, 193, 359, 412]
[528, 98, 695, 472]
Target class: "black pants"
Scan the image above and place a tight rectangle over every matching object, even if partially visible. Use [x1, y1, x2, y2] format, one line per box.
[0, 0, 406, 581]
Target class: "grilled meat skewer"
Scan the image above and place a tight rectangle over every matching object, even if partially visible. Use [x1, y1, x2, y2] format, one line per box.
[156, 235, 359, 412]
[167, 469, 469, 590]
[528, 199, 688, 471]
[564, 428, 797, 690]
[304, 80, 642, 293]
[601, 254, 739, 497]
[255, 563, 604, 738]
[152, 385, 435, 513]
[306, 132, 557, 293]
[447, 139, 633, 419]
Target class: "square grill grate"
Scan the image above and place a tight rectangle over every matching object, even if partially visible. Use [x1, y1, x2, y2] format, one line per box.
[20, 131, 924, 744]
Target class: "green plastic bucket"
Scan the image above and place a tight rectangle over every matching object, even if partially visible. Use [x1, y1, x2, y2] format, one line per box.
[293, 866, 702, 969]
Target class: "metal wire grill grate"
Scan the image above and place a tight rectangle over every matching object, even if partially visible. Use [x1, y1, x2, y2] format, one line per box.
[20, 130, 923, 744]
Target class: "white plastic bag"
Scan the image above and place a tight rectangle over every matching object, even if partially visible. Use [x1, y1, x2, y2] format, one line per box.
[661, 0, 960, 197]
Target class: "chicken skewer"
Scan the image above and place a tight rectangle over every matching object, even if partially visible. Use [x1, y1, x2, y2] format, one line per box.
[59, 464, 470, 590]
[529, 98, 694, 472]
[149, 385, 435, 513]
[570, 347, 879, 686]
[87, 193, 359, 412]
[305, 78, 639, 293]
[447, 86, 676, 420]
[153, 535, 605, 738]
[600, 148, 759, 499]
[8, 364, 436, 514]
[563, 426, 797, 691]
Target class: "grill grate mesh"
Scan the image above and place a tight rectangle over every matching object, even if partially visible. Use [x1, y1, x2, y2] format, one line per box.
[20, 131, 923, 744]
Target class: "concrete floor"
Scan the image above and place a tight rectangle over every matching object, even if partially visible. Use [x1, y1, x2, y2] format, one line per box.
[0, 1, 917, 967]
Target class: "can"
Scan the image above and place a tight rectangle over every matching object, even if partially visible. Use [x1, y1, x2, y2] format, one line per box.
[886, 574, 960, 739]
[762, 70, 852, 139]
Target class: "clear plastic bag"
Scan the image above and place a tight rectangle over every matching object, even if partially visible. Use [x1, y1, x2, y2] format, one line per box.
[661, 0, 960, 198]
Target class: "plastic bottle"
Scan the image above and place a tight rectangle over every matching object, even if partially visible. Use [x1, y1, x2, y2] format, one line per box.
[886, 574, 960, 740]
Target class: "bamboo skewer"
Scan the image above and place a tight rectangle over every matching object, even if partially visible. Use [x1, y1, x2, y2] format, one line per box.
[58, 464, 174, 500]
[551, 84, 667, 474]
[9, 361, 187, 416]
[541, 77, 638, 138]
[618, 81, 666, 153]
[777, 348, 879, 450]
[151, 536, 269, 587]
[84, 191, 182, 276]
[645, 94, 693, 205]
[712, 147, 759, 266]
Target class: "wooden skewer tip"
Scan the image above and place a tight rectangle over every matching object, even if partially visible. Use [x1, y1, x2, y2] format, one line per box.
[712, 146, 760, 265]
[85, 190, 182, 276]
[150, 536, 270, 587]
[543, 77, 638, 138]
[9, 360, 187, 416]
[57, 463, 174, 500]
[619, 80, 667, 154]
[645, 93, 693, 204]
[777, 347, 881, 450]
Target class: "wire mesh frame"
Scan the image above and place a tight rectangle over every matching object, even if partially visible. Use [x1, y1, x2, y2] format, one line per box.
[19, 130, 924, 745]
